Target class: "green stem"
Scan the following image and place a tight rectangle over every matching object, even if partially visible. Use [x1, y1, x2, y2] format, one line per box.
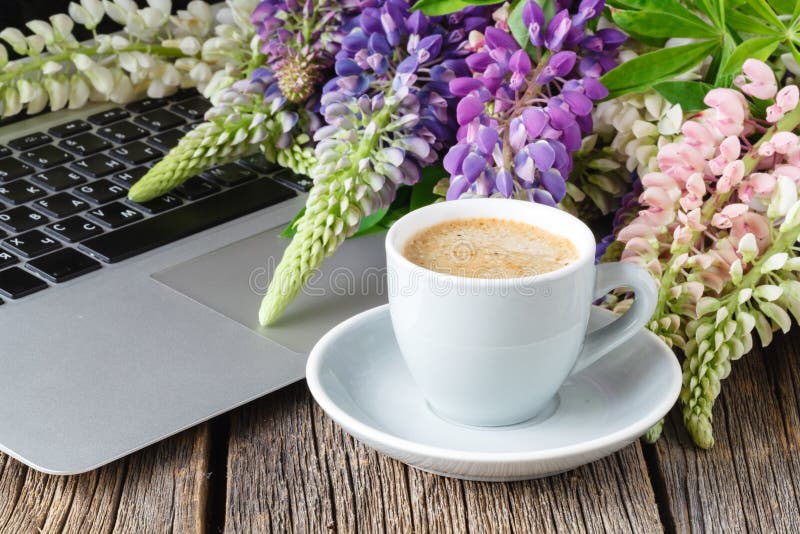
[652, 105, 800, 325]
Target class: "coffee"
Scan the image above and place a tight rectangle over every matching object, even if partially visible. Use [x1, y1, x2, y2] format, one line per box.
[402, 217, 578, 279]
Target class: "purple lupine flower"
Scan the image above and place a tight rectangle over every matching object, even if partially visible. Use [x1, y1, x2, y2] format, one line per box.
[445, 0, 624, 205]
[595, 174, 643, 261]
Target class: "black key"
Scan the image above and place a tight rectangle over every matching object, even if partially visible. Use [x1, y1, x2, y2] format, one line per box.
[81, 180, 296, 263]
[49, 120, 91, 138]
[271, 169, 313, 192]
[86, 202, 143, 228]
[136, 109, 185, 131]
[174, 177, 220, 200]
[127, 193, 182, 214]
[8, 133, 52, 151]
[168, 88, 196, 102]
[20, 145, 73, 169]
[72, 154, 125, 178]
[27, 248, 101, 283]
[0, 206, 50, 232]
[147, 129, 184, 151]
[46, 216, 103, 243]
[34, 193, 89, 218]
[0, 146, 10, 158]
[110, 142, 163, 165]
[2, 230, 61, 258]
[0, 267, 47, 299]
[60, 132, 111, 156]
[239, 153, 278, 174]
[0, 180, 46, 205]
[88, 107, 129, 125]
[97, 121, 148, 143]
[126, 98, 167, 113]
[112, 166, 147, 187]
[0, 158, 35, 182]
[32, 167, 87, 191]
[74, 179, 127, 204]
[0, 250, 17, 269]
[202, 164, 257, 187]
[171, 96, 211, 120]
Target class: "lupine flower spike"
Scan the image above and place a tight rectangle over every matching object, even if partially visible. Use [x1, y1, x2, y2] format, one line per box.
[608, 59, 800, 447]
[129, 0, 360, 201]
[443, 0, 624, 206]
[258, 0, 490, 324]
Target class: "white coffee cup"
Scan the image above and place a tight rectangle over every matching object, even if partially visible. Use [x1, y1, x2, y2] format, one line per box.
[386, 198, 657, 427]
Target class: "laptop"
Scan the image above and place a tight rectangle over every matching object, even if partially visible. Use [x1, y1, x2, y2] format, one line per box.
[0, 6, 386, 475]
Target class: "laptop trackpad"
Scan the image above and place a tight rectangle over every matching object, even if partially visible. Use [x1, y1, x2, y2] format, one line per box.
[152, 227, 388, 354]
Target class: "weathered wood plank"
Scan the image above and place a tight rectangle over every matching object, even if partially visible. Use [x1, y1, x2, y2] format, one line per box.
[650, 328, 800, 534]
[225, 381, 662, 533]
[0, 424, 211, 534]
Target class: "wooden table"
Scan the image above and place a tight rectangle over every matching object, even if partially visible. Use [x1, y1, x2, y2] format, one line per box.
[2, 328, 799, 534]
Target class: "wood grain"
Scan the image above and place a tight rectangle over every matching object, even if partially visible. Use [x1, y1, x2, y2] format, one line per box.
[649, 327, 800, 534]
[0, 423, 211, 534]
[225, 381, 662, 533]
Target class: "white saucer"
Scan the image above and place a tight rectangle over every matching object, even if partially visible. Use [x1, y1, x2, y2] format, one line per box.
[306, 304, 681, 481]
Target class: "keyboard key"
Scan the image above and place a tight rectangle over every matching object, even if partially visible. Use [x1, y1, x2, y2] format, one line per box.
[112, 167, 147, 188]
[171, 96, 211, 120]
[202, 164, 257, 187]
[0, 146, 10, 158]
[110, 142, 163, 165]
[136, 109, 185, 131]
[97, 121, 148, 143]
[88, 107, 129, 125]
[74, 180, 127, 204]
[239, 153, 278, 174]
[0, 267, 48, 299]
[49, 120, 92, 138]
[174, 177, 220, 200]
[27, 248, 101, 283]
[72, 154, 125, 178]
[125, 98, 167, 113]
[147, 128, 184, 151]
[0, 180, 46, 205]
[168, 89, 196, 102]
[80, 179, 296, 263]
[0, 250, 17, 269]
[46, 216, 103, 243]
[0, 206, 50, 233]
[32, 167, 87, 191]
[34, 193, 89, 218]
[8, 133, 52, 151]
[20, 145, 73, 169]
[2, 230, 61, 258]
[86, 202, 144, 228]
[60, 132, 111, 156]
[127, 193, 182, 214]
[271, 169, 313, 192]
[0, 158, 35, 182]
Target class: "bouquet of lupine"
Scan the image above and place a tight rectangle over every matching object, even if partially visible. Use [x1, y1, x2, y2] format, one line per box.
[7, 0, 800, 448]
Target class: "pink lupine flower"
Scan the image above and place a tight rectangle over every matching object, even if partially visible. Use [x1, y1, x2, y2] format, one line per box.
[711, 203, 748, 229]
[657, 143, 705, 181]
[730, 212, 771, 251]
[703, 88, 748, 136]
[717, 160, 745, 193]
[766, 86, 800, 122]
[738, 59, 778, 100]
[682, 120, 718, 158]
[738, 172, 776, 202]
[679, 172, 706, 211]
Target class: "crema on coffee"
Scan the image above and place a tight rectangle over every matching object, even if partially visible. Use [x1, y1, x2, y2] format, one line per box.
[402, 217, 578, 278]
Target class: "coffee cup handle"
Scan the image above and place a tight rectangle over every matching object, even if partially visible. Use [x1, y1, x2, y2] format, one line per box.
[571, 262, 658, 375]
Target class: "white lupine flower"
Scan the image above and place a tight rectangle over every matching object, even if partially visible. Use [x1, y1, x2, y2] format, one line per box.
[26, 21, 55, 44]
[109, 71, 135, 103]
[26, 35, 46, 55]
[179, 36, 201, 56]
[68, 74, 90, 109]
[101, 0, 129, 25]
[172, 1, 212, 36]
[2, 87, 22, 117]
[69, 0, 104, 29]
[44, 76, 69, 110]
[110, 35, 129, 50]
[140, 7, 169, 30]
[49, 14, 74, 41]
[26, 82, 49, 114]
[0, 28, 28, 55]
[189, 62, 212, 83]
[0, 44, 7, 67]
[768, 175, 798, 218]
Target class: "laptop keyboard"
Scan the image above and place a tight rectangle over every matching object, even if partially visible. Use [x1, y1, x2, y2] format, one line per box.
[0, 91, 300, 304]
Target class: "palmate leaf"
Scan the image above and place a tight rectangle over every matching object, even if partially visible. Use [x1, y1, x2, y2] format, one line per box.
[600, 40, 719, 99]
[653, 81, 715, 112]
[726, 9, 783, 35]
[718, 36, 782, 81]
[607, 0, 706, 21]
[411, 0, 501, 16]
[739, 0, 784, 28]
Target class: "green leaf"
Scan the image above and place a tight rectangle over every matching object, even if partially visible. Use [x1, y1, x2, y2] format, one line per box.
[741, 0, 784, 28]
[612, 11, 718, 38]
[654, 81, 715, 112]
[725, 10, 782, 36]
[607, 0, 704, 21]
[600, 40, 719, 99]
[508, 0, 528, 50]
[766, 0, 794, 13]
[279, 207, 306, 238]
[718, 36, 781, 80]
[411, 0, 501, 16]
[410, 164, 447, 211]
[351, 207, 389, 238]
